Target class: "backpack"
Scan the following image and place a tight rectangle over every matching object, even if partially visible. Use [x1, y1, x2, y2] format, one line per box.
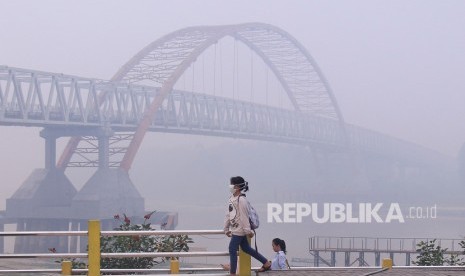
[238, 195, 259, 230]
[238, 194, 260, 251]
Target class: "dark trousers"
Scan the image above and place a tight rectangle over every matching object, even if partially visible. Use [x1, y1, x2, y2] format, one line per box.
[229, 234, 267, 274]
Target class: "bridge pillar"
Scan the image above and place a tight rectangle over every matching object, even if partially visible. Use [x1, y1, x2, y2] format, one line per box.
[6, 168, 77, 253]
[5, 126, 147, 253]
[71, 168, 145, 220]
[98, 135, 110, 169]
[42, 131, 57, 170]
[5, 128, 82, 253]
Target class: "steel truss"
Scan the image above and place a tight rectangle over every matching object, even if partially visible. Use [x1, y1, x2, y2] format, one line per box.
[68, 134, 133, 167]
[0, 66, 342, 143]
[0, 66, 447, 168]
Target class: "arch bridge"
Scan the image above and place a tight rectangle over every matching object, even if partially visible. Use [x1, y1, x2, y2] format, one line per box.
[0, 23, 451, 253]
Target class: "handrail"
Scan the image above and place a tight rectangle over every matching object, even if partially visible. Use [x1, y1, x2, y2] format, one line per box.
[0, 231, 87, 237]
[0, 229, 224, 237]
[0, 252, 229, 259]
[0, 253, 87, 258]
[0, 221, 236, 275]
[0, 269, 63, 274]
[101, 251, 229, 258]
[101, 229, 225, 236]
[309, 235, 462, 253]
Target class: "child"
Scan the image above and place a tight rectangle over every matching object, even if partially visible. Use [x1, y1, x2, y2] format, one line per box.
[222, 237, 289, 272]
[269, 238, 289, 270]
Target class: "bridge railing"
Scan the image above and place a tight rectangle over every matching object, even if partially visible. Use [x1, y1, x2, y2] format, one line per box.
[0, 220, 248, 275]
[0, 66, 346, 145]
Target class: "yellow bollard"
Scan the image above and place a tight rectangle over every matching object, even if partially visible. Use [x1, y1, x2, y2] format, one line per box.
[239, 236, 252, 276]
[382, 258, 393, 269]
[170, 257, 180, 274]
[61, 260, 72, 275]
[88, 220, 101, 276]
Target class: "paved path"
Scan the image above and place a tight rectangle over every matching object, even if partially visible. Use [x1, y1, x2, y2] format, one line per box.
[2, 259, 465, 275]
[0, 258, 58, 275]
[259, 267, 465, 276]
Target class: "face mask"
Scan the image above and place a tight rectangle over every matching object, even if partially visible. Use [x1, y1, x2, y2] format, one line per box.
[229, 185, 237, 194]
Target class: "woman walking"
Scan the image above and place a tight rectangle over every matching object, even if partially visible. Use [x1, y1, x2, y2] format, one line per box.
[224, 176, 271, 275]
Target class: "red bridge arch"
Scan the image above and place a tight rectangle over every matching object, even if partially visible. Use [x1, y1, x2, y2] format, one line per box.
[58, 23, 345, 171]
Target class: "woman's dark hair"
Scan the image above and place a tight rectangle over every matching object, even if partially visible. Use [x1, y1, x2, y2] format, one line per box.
[230, 176, 249, 192]
[272, 238, 287, 254]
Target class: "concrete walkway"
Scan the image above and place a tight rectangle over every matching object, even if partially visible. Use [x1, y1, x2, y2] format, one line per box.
[2, 259, 465, 275]
[258, 266, 465, 276]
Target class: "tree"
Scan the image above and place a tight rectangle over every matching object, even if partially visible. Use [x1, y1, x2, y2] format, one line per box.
[445, 253, 464, 266]
[448, 240, 465, 266]
[100, 212, 193, 274]
[412, 239, 465, 266]
[412, 239, 447, 266]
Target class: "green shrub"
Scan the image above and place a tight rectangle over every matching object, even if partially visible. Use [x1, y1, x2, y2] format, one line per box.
[100, 212, 193, 273]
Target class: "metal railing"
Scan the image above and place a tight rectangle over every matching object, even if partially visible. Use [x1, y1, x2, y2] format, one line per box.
[0, 220, 240, 275]
[3, 228, 464, 275]
[310, 236, 463, 253]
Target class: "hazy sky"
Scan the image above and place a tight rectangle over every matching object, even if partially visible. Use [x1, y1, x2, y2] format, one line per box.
[1, 0, 465, 206]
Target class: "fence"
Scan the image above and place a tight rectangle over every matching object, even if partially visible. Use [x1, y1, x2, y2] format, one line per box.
[309, 236, 464, 267]
[0, 220, 251, 275]
[4, 225, 447, 275]
[310, 236, 463, 253]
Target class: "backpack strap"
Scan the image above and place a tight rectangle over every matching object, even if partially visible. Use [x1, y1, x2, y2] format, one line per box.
[285, 258, 291, 269]
[236, 194, 245, 207]
[238, 195, 259, 252]
[253, 229, 258, 252]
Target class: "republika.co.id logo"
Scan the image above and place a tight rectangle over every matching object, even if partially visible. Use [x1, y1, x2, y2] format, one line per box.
[267, 203, 437, 223]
